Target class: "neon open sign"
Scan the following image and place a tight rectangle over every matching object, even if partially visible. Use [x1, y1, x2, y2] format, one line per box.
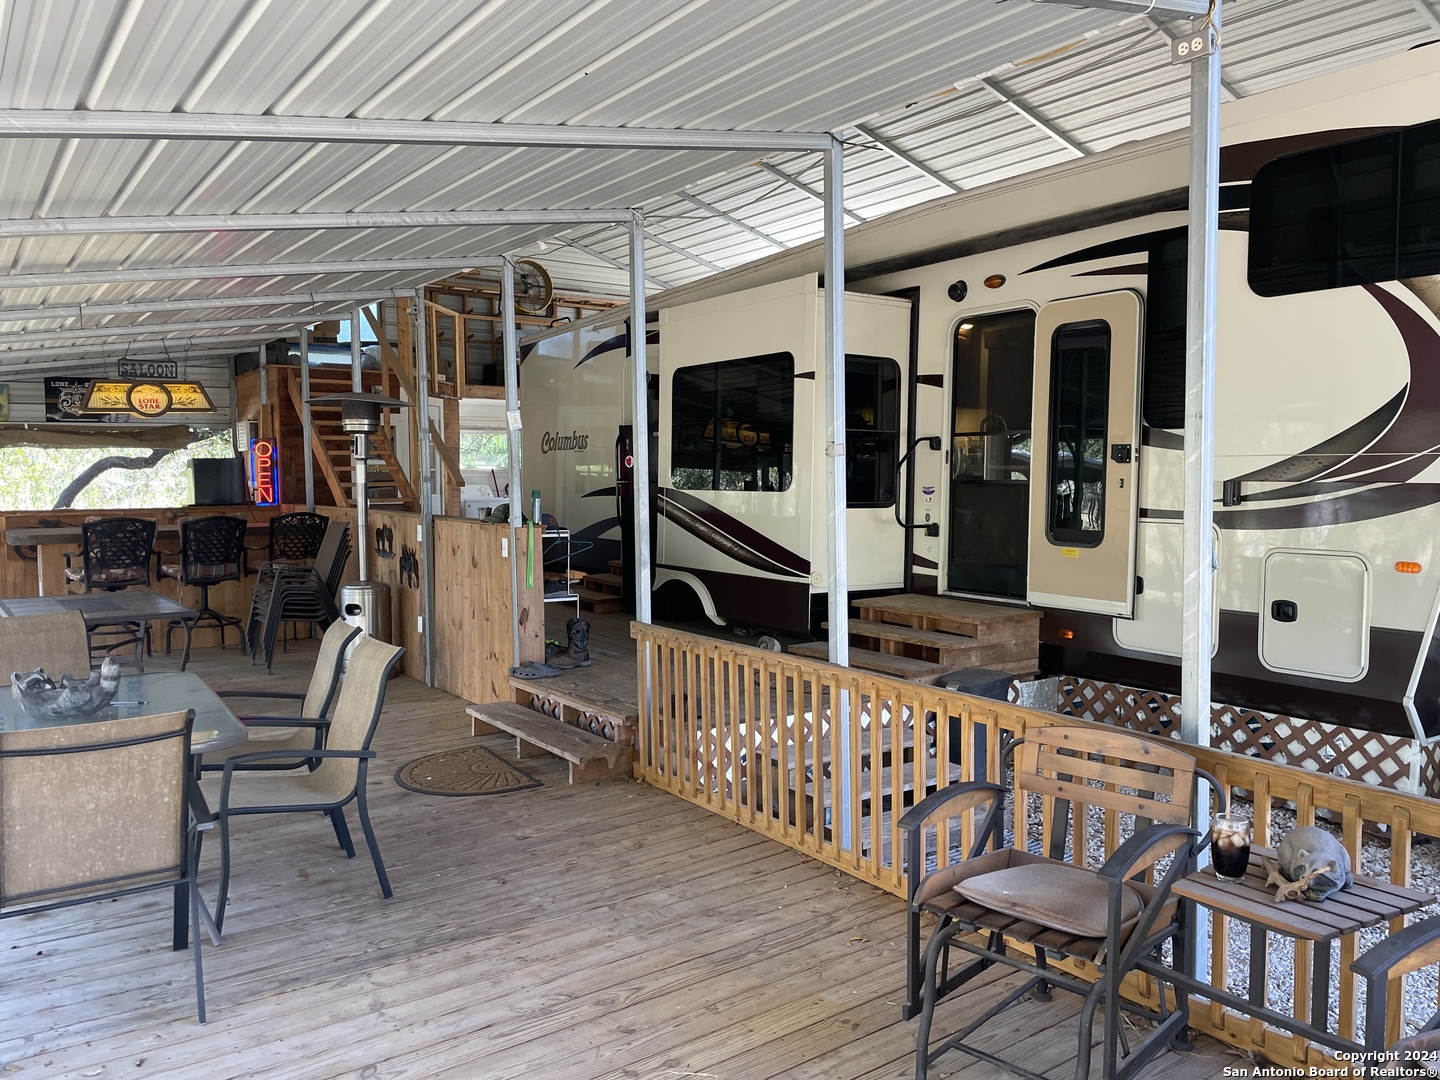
[249, 438, 280, 507]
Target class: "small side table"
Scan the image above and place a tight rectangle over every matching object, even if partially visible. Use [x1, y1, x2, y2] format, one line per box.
[1139, 845, 1433, 1056]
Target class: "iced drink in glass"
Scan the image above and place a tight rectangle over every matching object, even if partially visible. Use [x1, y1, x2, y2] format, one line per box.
[1211, 814, 1252, 883]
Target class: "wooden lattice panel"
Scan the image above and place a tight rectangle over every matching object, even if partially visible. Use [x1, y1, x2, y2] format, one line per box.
[510, 685, 637, 747]
[1058, 678, 1424, 794]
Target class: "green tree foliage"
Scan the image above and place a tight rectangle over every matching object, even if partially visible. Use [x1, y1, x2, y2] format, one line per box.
[0, 431, 235, 511]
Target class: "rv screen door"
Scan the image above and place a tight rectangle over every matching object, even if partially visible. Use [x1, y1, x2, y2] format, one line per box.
[1027, 291, 1142, 617]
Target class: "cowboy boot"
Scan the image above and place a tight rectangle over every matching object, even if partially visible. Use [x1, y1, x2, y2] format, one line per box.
[550, 617, 592, 669]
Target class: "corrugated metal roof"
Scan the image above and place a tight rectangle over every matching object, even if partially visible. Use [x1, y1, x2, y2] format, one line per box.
[0, 0, 1433, 373]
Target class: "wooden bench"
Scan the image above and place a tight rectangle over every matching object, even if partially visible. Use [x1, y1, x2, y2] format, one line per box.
[467, 701, 633, 784]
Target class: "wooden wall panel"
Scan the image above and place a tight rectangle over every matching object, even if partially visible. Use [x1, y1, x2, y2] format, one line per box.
[319, 508, 539, 698]
[0, 505, 296, 651]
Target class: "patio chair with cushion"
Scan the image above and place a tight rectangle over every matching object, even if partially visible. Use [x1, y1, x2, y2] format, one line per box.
[202, 618, 361, 773]
[0, 609, 92, 680]
[901, 724, 1222, 1080]
[0, 710, 212, 1022]
[205, 636, 405, 931]
[64, 516, 158, 662]
[158, 515, 249, 662]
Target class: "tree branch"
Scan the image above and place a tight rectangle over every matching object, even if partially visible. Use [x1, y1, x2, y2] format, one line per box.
[52, 448, 177, 509]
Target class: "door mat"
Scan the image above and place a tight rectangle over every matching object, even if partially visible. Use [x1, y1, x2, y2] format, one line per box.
[394, 745, 542, 797]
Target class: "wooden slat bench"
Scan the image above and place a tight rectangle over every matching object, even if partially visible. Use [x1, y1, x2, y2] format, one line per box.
[467, 701, 632, 784]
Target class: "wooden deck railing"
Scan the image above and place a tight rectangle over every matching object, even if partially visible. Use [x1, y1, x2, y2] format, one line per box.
[631, 622, 1440, 1070]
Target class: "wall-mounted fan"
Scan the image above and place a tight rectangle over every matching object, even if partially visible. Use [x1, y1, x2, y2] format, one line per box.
[514, 258, 554, 314]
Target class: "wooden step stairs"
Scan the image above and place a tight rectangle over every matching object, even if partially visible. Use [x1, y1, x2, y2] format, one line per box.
[576, 570, 624, 614]
[291, 371, 419, 511]
[789, 594, 1041, 684]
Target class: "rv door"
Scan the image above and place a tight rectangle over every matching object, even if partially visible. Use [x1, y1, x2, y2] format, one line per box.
[1027, 291, 1142, 617]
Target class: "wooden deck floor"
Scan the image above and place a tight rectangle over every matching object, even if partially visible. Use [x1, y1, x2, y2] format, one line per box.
[0, 638, 1244, 1080]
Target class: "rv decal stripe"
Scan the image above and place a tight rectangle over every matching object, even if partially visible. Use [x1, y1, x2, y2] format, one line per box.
[1213, 483, 1440, 531]
[658, 488, 809, 578]
[574, 327, 661, 369]
[1236, 387, 1406, 484]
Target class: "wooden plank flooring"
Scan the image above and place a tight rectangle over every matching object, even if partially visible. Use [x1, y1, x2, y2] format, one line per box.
[0, 637, 1244, 1080]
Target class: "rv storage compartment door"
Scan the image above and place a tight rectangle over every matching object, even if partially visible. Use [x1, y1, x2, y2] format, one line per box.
[1027, 291, 1142, 618]
[1260, 550, 1370, 681]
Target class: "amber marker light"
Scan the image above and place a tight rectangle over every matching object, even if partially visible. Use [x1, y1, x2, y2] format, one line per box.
[1058, 629, 1075, 640]
[984, 274, 1006, 289]
[1397, 561, 1423, 574]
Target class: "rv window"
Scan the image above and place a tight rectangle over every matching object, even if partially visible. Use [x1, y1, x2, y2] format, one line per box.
[1249, 120, 1440, 296]
[671, 353, 794, 493]
[846, 355, 901, 508]
[1144, 228, 1186, 429]
[1047, 321, 1110, 547]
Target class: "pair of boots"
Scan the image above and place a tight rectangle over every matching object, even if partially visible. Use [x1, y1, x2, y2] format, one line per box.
[544, 616, 591, 669]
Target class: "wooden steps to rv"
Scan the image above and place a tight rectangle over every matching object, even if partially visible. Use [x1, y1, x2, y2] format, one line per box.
[577, 570, 624, 614]
[795, 594, 1041, 682]
[787, 642, 947, 682]
[468, 700, 632, 785]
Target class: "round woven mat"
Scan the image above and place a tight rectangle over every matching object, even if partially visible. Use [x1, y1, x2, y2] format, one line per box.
[394, 745, 542, 797]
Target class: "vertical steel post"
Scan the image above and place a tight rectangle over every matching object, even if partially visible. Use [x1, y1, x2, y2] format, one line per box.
[1181, 0, 1222, 978]
[630, 211, 652, 626]
[824, 132, 852, 851]
[257, 342, 268, 438]
[351, 307, 363, 392]
[300, 328, 314, 511]
[414, 291, 436, 686]
[502, 257, 523, 669]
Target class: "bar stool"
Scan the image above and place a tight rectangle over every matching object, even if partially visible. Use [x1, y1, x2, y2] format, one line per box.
[159, 516, 249, 661]
[64, 516, 157, 663]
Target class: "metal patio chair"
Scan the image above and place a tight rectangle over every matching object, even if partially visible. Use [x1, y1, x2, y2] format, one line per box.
[246, 519, 351, 673]
[204, 636, 405, 931]
[0, 709, 213, 1022]
[902, 724, 1222, 1080]
[0, 610, 92, 680]
[245, 510, 329, 572]
[63, 516, 158, 662]
[158, 515, 249, 660]
[202, 618, 361, 773]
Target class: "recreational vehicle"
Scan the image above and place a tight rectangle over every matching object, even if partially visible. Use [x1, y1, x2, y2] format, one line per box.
[522, 45, 1440, 745]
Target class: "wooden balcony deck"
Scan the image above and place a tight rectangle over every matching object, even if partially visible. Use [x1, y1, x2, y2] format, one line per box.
[0, 634, 1240, 1080]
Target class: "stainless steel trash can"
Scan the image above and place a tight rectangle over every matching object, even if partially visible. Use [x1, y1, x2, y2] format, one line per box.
[339, 580, 393, 645]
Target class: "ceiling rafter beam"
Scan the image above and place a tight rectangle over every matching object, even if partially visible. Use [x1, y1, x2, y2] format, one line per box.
[0, 312, 352, 347]
[1028, 0, 1209, 16]
[0, 110, 833, 152]
[0, 257, 497, 291]
[0, 209, 635, 240]
[758, 163, 865, 224]
[977, 77, 1089, 157]
[853, 123, 963, 194]
[642, 230, 725, 274]
[0, 288, 420, 325]
[1414, 0, 1440, 34]
[676, 193, 786, 250]
[553, 238, 675, 290]
[0, 350, 247, 378]
[0, 333, 285, 367]
[1148, 17, 1243, 100]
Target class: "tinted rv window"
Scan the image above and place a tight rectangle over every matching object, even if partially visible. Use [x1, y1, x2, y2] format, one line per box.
[1047, 321, 1110, 547]
[671, 353, 794, 492]
[1144, 228, 1186, 429]
[846, 355, 901, 508]
[1248, 121, 1440, 295]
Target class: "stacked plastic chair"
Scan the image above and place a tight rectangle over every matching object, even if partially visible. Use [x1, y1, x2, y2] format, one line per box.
[246, 519, 351, 673]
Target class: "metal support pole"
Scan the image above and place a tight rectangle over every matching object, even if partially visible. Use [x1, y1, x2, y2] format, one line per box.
[300, 328, 314, 511]
[630, 212, 652, 626]
[1181, 0, 1222, 978]
[414, 291, 437, 686]
[502, 257, 523, 669]
[824, 132, 852, 852]
[257, 342, 268, 438]
[351, 307, 363, 392]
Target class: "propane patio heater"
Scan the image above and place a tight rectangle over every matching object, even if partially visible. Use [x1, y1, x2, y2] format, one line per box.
[307, 390, 412, 649]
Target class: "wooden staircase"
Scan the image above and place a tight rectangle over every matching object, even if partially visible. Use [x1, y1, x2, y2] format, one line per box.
[288, 370, 418, 511]
[789, 594, 1042, 683]
[577, 569, 624, 614]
